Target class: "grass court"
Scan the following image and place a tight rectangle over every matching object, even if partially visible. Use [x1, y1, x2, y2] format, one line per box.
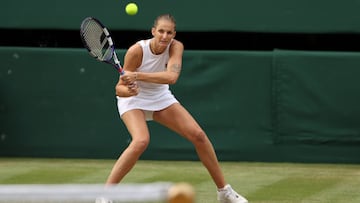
[1, 158, 359, 203]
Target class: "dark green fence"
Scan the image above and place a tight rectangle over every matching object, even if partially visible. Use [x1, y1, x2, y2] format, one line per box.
[273, 50, 360, 145]
[1, 0, 360, 33]
[1, 47, 360, 163]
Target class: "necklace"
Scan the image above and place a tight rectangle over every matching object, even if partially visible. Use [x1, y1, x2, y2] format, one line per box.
[150, 40, 164, 55]
[150, 40, 157, 54]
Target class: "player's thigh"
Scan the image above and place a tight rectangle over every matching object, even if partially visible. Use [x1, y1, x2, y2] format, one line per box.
[153, 103, 202, 137]
[121, 109, 150, 140]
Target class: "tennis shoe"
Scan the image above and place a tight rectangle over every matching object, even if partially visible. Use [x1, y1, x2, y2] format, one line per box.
[95, 197, 113, 203]
[217, 184, 248, 203]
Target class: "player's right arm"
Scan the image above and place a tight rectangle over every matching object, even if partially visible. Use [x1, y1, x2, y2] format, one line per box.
[115, 44, 142, 97]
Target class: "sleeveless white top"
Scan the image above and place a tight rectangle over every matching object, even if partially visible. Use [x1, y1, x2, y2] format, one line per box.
[116, 39, 179, 117]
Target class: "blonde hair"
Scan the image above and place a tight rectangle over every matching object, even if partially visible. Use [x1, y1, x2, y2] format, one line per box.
[153, 14, 176, 30]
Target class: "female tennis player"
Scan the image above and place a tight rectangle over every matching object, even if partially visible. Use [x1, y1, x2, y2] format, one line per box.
[106, 14, 248, 203]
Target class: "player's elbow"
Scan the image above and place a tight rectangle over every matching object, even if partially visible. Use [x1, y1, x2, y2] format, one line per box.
[115, 85, 126, 97]
[115, 85, 122, 96]
[167, 73, 179, 85]
[168, 78, 177, 85]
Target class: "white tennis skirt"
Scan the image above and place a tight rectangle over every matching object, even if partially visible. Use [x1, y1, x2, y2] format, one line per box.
[116, 88, 179, 120]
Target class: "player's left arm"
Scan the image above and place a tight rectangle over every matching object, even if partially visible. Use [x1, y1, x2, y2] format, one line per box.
[165, 39, 184, 84]
[134, 40, 184, 85]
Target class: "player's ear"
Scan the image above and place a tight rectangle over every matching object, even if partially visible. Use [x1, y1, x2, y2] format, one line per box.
[151, 27, 155, 36]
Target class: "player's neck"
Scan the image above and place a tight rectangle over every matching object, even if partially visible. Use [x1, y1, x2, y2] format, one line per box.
[150, 39, 165, 55]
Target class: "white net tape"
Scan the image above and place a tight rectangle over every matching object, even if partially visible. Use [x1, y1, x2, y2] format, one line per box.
[0, 182, 172, 203]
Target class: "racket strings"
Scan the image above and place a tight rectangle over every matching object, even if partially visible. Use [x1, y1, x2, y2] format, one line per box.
[81, 20, 113, 61]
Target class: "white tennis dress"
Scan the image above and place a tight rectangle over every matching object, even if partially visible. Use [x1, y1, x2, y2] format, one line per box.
[116, 39, 179, 120]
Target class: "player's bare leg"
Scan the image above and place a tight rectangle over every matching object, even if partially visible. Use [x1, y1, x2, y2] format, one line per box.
[153, 103, 226, 188]
[106, 109, 149, 185]
[154, 103, 248, 203]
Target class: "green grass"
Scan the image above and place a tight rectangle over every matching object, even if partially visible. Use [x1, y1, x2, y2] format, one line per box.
[1, 158, 360, 203]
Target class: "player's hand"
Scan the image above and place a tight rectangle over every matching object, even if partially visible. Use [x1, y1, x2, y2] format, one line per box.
[127, 81, 139, 96]
[121, 71, 137, 85]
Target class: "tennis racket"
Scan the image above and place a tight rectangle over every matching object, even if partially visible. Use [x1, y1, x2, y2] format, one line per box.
[80, 17, 124, 75]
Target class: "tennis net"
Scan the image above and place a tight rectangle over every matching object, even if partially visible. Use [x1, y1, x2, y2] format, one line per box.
[0, 182, 173, 203]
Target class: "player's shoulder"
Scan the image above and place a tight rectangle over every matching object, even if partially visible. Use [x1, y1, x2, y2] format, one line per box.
[127, 42, 143, 55]
[125, 42, 143, 60]
[170, 39, 184, 50]
[128, 42, 142, 52]
[171, 39, 183, 47]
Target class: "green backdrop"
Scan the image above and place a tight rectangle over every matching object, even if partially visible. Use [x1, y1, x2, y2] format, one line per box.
[1, 0, 360, 33]
[1, 47, 360, 163]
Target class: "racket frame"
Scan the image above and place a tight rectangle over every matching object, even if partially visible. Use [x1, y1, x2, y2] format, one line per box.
[80, 17, 124, 75]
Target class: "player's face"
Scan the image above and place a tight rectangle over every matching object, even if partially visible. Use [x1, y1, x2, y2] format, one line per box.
[151, 19, 176, 48]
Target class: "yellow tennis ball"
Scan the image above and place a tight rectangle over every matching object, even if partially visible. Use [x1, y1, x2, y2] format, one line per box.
[125, 3, 138, 16]
[167, 183, 195, 203]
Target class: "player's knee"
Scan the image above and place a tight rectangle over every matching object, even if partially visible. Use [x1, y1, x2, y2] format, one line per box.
[130, 138, 150, 154]
[189, 129, 207, 145]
